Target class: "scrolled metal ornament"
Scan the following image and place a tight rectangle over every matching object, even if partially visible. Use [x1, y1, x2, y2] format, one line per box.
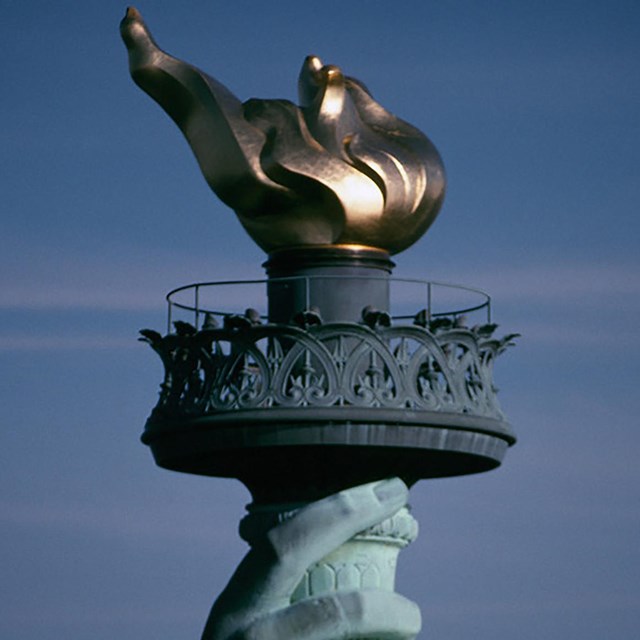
[140, 319, 514, 423]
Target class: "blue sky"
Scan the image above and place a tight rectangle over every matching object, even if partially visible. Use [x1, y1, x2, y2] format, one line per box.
[1, 1, 639, 638]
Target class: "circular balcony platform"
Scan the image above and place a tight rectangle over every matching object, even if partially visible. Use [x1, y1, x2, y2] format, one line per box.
[140, 276, 517, 502]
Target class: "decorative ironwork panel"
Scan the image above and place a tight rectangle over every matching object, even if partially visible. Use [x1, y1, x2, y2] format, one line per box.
[140, 317, 517, 423]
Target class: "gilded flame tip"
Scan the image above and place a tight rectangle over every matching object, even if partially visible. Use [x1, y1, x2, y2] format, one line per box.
[122, 16, 446, 255]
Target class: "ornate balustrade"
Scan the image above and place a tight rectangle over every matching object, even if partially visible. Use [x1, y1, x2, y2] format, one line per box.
[139, 285, 517, 490]
[141, 311, 516, 425]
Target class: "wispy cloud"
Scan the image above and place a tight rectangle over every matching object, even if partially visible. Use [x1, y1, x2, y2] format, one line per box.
[502, 322, 638, 349]
[425, 591, 640, 618]
[0, 286, 165, 312]
[0, 247, 262, 312]
[425, 262, 640, 305]
[0, 498, 240, 546]
[0, 335, 139, 351]
[2, 258, 638, 351]
[6, 259, 638, 311]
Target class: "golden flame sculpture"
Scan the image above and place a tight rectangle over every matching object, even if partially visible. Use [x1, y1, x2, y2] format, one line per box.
[121, 8, 446, 255]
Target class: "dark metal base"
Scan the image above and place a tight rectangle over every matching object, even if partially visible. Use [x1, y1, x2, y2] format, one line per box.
[139, 244, 517, 504]
[264, 245, 394, 323]
[143, 411, 513, 502]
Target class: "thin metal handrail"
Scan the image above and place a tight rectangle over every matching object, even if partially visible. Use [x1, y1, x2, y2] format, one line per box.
[165, 275, 491, 330]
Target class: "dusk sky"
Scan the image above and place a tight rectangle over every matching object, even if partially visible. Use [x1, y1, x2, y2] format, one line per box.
[2, 1, 639, 638]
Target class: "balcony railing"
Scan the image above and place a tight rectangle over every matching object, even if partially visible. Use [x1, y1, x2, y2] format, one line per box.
[165, 276, 491, 333]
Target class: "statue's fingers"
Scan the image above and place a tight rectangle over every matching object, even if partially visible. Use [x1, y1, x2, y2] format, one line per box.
[240, 590, 421, 640]
[267, 478, 407, 568]
[206, 479, 408, 621]
[259, 478, 408, 596]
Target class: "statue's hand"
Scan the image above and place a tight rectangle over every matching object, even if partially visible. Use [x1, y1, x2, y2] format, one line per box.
[202, 478, 421, 640]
